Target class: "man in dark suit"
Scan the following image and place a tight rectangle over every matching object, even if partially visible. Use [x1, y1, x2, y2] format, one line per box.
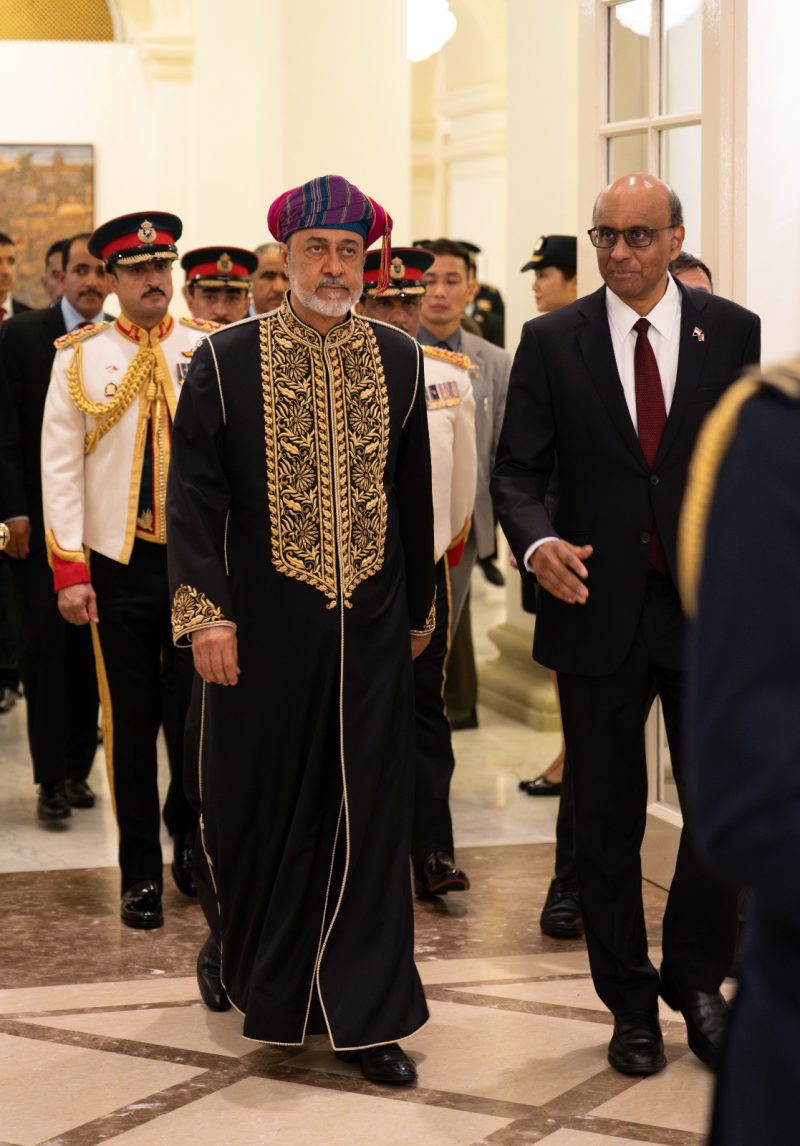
[0, 232, 32, 321]
[0, 232, 105, 820]
[681, 360, 800, 1145]
[492, 174, 760, 1076]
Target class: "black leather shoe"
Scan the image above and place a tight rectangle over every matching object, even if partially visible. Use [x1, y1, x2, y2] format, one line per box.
[478, 556, 505, 586]
[519, 774, 561, 796]
[336, 1042, 417, 1085]
[417, 852, 470, 896]
[449, 708, 478, 731]
[608, 1011, 666, 1075]
[65, 778, 95, 808]
[120, 880, 163, 929]
[171, 832, 197, 897]
[197, 933, 230, 1011]
[660, 972, 727, 1071]
[37, 781, 71, 821]
[540, 877, 583, 938]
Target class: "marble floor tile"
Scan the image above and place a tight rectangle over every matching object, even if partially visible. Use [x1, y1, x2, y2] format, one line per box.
[535, 1131, 670, 1145]
[25, 1002, 253, 1058]
[290, 998, 611, 1107]
[418, 950, 593, 985]
[455, 975, 686, 1021]
[0, 976, 197, 1015]
[103, 1075, 514, 1145]
[0, 1031, 201, 1145]
[589, 1054, 714, 1135]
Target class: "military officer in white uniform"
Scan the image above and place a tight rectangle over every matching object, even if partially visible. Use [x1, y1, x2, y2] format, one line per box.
[181, 245, 257, 326]
[359, 246, 477, 895]
[41, 211, 217, 928]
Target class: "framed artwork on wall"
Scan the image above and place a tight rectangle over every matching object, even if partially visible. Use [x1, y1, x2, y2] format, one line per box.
[0, 144, 94, 308]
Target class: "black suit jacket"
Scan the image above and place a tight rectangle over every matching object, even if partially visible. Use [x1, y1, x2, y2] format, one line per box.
[0, 304, 67, 527]
[491, 280, 760, 676]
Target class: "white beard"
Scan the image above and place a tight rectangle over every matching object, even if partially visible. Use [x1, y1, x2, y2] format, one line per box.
[289, 275, 361, 318]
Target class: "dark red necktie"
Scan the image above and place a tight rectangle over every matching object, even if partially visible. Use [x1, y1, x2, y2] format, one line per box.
[633, 318, 668, 573]
[0, 306, 6, 325]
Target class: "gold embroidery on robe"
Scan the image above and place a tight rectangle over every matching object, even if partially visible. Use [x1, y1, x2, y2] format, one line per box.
[172, 583, 231, 642]
[259, 305, 389, 608]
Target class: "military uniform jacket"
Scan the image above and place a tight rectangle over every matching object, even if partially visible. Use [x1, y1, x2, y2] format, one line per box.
[422, 345, 477, 561]
[41, 314, 213, 589]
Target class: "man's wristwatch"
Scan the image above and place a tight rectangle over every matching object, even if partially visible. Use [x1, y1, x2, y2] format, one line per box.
[0, 522, 9, 552]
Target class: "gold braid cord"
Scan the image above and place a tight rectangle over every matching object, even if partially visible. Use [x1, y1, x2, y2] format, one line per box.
[679, 360, 800, 617]
[67, 343, 163, 454]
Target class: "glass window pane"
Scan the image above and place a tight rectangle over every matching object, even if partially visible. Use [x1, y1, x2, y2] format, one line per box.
[608, 132, 649, 181]
[660, 124, 701, 253]
[661, 0, 702, 115]
[608, 0, 651, 122]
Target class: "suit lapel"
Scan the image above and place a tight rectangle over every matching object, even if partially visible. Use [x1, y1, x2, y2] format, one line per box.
[576, 286, 647, 468]
[654, 280, 710, 465]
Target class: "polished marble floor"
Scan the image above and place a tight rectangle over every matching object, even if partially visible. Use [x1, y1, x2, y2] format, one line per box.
[0, 573, 715, 1145]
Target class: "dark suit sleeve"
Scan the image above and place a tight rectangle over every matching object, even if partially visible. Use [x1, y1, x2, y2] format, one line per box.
[167, 338, 237, 646]
[687, 390, 800, 911]
[490, 320, 558, 566]
[396, 350, 436, 634]
[0, 320, 29, 519]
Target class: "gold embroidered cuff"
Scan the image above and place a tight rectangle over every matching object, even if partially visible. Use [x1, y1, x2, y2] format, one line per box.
[171, 583, 236, 646]
[411, 597, 436, 637]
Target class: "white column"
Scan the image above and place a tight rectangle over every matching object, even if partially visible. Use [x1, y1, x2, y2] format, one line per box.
[478, 0, 579, 728]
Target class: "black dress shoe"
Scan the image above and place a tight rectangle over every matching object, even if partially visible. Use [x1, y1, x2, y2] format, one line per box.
[520, 773, 562, 796]
[37, 781, 71, 821]
[120, 880, 163, 929]
[478, 556, 505, 586]
[197, 933, 230, 1011]
[608, 1011, 666, 1075]
[65, 778, 95, 808]
[171, 831, 197, 897]
[449, 708, 478, 731]
[540, 877, 583, 938]
[417, 852, 470, 896]
[336, 1042, 417, 1085]
[660, 972, 727, 1070]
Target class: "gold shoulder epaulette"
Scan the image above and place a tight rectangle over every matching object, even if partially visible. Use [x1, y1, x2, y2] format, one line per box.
[53, 321, 110, 350]
[679, 359, 800, 617]
[422, 344, 472, 371]
[180, 316, 222, 333]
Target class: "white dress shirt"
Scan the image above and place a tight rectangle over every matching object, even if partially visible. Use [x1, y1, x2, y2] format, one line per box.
[524, 275, 683, 570]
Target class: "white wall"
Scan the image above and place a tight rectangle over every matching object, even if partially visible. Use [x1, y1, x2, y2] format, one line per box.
[746, 3, 800, 363]
[0, 0, 410, 313]
[505, 0, 579, 354]
[282, 0, 411, 243]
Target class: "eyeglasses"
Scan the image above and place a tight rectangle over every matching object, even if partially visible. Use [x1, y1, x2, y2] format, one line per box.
[587, 225, 675, 249]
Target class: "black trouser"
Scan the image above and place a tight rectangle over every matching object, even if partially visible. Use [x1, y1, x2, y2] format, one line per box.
[91, 543, 196, 892]
[553, 753, 575, 882]
[10, 535, 98, 784]
[0, 557, 19, 692]
[412, 559, 456, 872]
[557, 571, 738, 1015]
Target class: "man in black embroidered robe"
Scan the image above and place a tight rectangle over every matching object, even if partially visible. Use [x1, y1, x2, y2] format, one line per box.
[167, 176, 435, 1085]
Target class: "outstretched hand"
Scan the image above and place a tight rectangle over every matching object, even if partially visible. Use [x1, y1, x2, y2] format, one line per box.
[531, 540, 593, 605]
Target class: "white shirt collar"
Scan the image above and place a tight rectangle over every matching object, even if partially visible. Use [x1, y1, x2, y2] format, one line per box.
[605, 273, 681, 342]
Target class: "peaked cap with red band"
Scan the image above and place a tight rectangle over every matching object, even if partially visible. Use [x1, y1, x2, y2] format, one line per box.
[89, 211, 182, 266]
[363, 246, 433, 298]
[267, 174, 393, 292]
[181, 246, 257, 288]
